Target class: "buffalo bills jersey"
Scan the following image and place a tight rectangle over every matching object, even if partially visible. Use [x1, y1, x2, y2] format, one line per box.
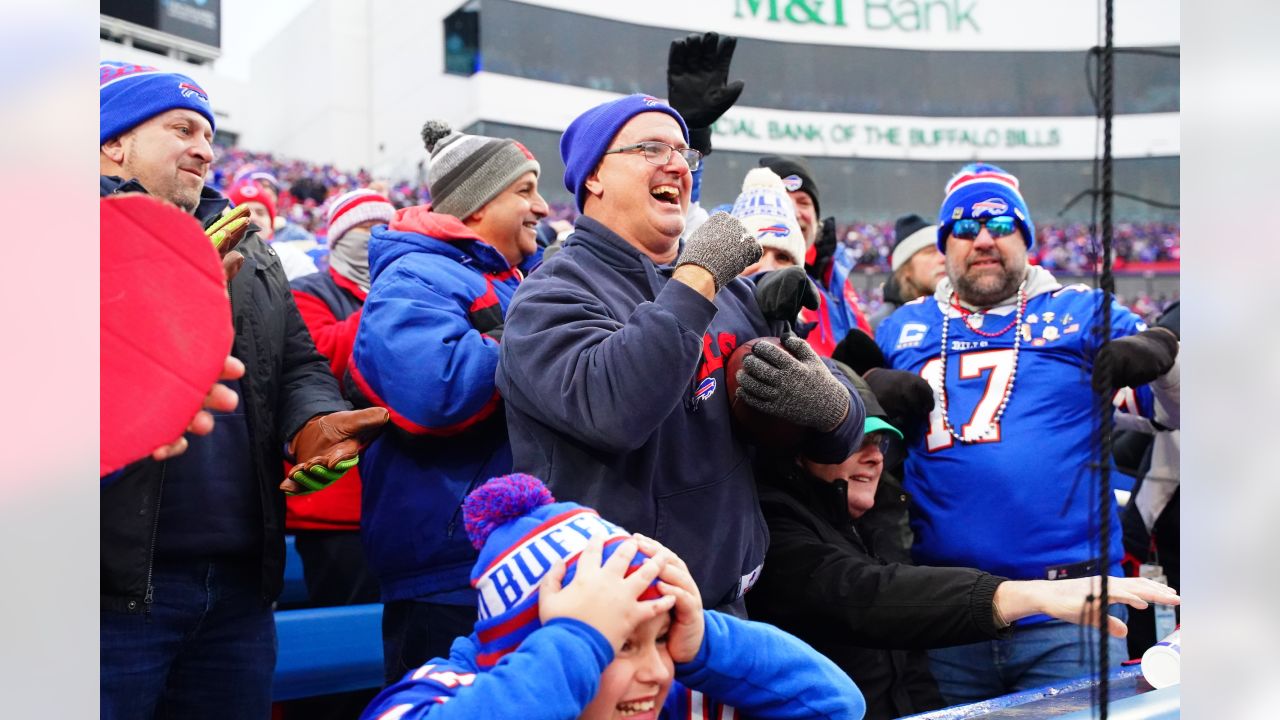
[877, 283, 1148, 583]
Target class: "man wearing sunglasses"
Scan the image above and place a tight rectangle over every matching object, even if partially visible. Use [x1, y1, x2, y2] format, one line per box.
[873, 163, 1180, 703]
[496, 94, 865, 617]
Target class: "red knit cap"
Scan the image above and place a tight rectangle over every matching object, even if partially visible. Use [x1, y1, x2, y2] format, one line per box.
[227, 180, 276, 227]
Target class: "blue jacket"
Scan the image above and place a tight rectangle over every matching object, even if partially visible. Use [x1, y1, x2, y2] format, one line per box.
[496, 216, 864, 608]
[350, 207, 538, 603]
[360, 610, 866, 719]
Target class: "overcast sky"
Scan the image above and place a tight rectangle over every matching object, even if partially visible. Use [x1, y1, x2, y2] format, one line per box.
[214, 0, 312, 81]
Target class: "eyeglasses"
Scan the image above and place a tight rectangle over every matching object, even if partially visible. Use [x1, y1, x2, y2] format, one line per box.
[860, 432, 892, 456]
[602, 141, 703, 172]
[949, 215, 1017, 240]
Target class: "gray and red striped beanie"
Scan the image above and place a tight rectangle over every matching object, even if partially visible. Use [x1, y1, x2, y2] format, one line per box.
[420, 121, 540, 221]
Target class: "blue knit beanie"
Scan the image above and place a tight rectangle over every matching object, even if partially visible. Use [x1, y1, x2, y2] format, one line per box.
[462, 474, 660, 669]
[937, 163, 1034, 251]
[100, 61, 216, 145]
[560, 94, 689, 212]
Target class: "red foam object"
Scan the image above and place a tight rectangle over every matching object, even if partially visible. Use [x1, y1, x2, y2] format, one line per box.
[725, 336, 808, 451]
[101, 195, 233, 476]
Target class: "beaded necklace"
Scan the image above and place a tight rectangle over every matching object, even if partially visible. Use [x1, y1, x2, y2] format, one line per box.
[936, 280, 1027, 443]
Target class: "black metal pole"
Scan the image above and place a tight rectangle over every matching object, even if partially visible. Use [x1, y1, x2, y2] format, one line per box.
[1097, 0, 1116, 716]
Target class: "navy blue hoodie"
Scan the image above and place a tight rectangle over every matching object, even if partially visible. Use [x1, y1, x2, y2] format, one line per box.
[497, 216, 864, 608]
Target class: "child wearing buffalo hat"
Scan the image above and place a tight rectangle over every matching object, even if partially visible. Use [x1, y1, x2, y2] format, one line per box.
[360, 474, 864, 720]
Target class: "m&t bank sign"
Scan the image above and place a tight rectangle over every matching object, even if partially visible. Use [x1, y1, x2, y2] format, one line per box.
[734, 0, 980, 32]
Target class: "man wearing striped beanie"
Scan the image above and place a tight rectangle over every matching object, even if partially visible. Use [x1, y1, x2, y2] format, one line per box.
[348, 123, 550, 682]
[873, 161, 1181, 704]
[285, 188, 396, 610]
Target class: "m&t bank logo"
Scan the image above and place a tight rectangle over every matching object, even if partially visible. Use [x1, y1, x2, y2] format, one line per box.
[734, 0, 980, 33]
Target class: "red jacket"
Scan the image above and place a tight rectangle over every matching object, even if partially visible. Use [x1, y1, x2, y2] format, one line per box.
[286, 266, 367, 531]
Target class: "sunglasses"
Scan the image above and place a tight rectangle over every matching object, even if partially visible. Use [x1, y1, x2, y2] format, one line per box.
[949, 215, 1017, 240]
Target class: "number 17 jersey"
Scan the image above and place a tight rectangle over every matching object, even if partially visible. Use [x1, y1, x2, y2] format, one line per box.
[876, 280, 1147, 582]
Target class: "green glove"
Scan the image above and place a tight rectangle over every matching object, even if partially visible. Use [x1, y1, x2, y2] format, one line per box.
[285, 457, 359, 495]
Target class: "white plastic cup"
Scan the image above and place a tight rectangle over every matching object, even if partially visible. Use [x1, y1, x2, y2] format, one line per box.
[1141, 627, 1181, 688]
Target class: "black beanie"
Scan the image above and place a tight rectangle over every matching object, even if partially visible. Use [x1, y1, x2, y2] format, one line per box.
[890, 213, 938, 272]
[758, 155, 820, 218]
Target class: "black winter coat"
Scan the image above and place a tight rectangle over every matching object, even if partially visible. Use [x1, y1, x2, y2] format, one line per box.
[746, 461, 1009, 720]
[100, 176, 348, 612]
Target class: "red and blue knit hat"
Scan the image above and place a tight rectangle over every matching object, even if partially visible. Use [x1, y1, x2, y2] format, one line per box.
[100, 61, 215, 144]
[937, 163, 1034, 251]
[560, 94, 689, 212]
[463, 474, 661, 669]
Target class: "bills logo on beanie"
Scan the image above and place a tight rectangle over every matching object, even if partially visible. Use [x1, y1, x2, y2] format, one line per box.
[937, 162, 1034, 251]
[100, 61, 216, 145]
[730, 168, 806, 266]
[463, 474, 661, 669]
[560, 94, 690, 212]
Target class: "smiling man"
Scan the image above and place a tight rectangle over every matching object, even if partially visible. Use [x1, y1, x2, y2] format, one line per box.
[100, 61, 387, 719]
[496, 94, 865, 617]
[348, 121, 549, 682]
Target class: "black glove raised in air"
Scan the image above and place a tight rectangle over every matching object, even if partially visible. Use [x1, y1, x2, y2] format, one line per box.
[667, 31, 744, 156]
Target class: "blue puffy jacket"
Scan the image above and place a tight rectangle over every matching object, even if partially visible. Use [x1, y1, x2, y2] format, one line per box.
[350, 206, 538, 603]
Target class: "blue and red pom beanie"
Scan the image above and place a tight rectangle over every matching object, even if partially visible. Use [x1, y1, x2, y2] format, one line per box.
[462, 473, 660, 669]
[100, 61, 216, 145]
[560, 94, 689, 212]
[937, 163, 1034, 251]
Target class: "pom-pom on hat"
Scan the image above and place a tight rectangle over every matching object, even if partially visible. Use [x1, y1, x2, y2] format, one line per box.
[227, 181, 276, 227]
[890, 213, 938, 272]
[462, 474, 661, 669]
[326, 188, 395, 248]
[730, 168, 806, 267]
[560, 94, 690, 212]
[937, 163, 1034, 251]
[421, 121, 540, 222]
[100, 61, 216, 145]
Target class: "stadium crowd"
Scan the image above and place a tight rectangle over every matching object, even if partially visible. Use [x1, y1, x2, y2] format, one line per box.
[100, 28, 1182, 720]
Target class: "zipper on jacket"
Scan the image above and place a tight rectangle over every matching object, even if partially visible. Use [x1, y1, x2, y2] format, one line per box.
[143, 463, 167, 613]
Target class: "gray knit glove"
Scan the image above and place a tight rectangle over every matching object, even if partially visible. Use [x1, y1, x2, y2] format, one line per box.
[675, 212, 762, 292]
[736, 335, 851, 432]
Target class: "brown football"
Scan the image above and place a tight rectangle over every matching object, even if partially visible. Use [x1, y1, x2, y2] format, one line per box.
[725, 337, 808, 451]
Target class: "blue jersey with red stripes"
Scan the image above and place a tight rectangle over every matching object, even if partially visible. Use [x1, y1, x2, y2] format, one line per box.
[351, 207, 539, 603]
[360, 610, 864, 720]
[877, 274, 1149, 589]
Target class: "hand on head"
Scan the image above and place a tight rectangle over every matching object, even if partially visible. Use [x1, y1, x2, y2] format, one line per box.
[631, 533, 705, 664]
[538, 537, 676, 655]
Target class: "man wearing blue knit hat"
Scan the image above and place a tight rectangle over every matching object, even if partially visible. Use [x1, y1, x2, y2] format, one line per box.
[100, 61, 389, 719]
[496, 94, 865, 617]
[873, 162, 1181, 703]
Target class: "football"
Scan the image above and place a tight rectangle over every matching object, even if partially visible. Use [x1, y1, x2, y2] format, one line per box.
[725, 337, 809, 451]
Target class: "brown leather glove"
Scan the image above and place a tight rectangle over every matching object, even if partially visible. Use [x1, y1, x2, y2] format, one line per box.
[281, 407, 390, 494]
